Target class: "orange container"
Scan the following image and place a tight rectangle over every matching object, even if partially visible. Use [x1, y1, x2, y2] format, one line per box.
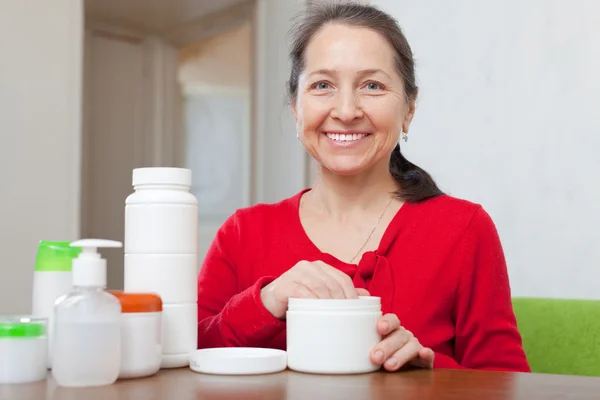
[108, 291, 163, 379]
[109, 291, 162, 313]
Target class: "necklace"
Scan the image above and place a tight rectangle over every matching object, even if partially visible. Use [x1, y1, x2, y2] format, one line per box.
[301, 190, 394, 264]
[348, 196, 394, 264]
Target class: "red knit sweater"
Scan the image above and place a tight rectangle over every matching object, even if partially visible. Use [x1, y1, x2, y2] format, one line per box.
[197, 190, 530, 372]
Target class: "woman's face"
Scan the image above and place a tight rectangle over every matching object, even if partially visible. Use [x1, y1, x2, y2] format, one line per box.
[293, 23, 415, 176]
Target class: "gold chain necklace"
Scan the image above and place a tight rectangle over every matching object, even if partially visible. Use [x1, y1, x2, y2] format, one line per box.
[302, 191, 394, 264]
[348, 196, 393, 264]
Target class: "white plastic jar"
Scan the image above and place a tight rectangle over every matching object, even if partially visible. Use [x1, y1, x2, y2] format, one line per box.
[109, 291, 163, 379]
[286, 296, 382, 374]
[0, 316, 48, 384]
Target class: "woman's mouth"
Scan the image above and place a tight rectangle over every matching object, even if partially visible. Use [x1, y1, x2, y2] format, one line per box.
[325, 132, 370, 142]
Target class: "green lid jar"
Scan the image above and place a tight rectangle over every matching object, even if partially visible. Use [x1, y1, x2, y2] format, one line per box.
[0, 316, 48, 384]
[0, 317, 47, 338]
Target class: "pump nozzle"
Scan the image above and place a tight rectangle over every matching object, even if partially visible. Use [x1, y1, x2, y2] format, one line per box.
[71, 239, 122, 253]
[70, 239, 122, 287]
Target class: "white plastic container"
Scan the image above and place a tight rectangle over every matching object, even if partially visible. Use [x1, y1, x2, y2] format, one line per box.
[31, 241, 81, 368]
[52, 239, 123, 387]
[0, 316, 48, 384]
[124, 254, 197, 304]
[109, 291, 163, 379]
[161, 303, 197, 355]
[125, 167, 198, 255]
[124, 167, 199, 369]
[286, 296, 382, 374]
[161, 353, 193, 369]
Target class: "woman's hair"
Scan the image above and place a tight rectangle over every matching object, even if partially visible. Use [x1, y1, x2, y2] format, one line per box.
[287, 1, 444, 203]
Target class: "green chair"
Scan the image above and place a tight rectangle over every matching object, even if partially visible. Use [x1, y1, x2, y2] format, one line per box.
[512, 297, 600, 376]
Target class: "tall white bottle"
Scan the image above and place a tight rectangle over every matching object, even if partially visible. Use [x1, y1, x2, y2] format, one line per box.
[124, 167, 198, 368]
[52, 239, 122, 387]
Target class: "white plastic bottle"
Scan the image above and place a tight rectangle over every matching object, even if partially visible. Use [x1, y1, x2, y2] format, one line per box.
[52, 239, 123, 387]
[31, 241, 81, 368]
[124, 167, 198, 368]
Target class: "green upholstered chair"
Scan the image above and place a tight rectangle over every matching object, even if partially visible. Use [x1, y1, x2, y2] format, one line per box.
[512, 297, 600, 376]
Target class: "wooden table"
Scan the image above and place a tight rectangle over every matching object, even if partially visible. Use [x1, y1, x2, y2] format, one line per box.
[3, 367, 600, 400]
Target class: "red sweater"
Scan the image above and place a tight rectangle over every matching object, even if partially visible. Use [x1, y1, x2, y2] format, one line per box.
[197, 190, 530, 372]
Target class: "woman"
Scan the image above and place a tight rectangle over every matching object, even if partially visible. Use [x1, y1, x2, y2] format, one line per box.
[197, 2, 530, 372]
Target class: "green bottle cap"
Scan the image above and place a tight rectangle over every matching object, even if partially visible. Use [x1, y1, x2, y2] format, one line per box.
[0, 317, 46, 338]
[34, 241, 82, 272]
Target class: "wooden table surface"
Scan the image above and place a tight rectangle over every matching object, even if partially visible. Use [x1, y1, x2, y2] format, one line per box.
[2, 367, 600, 400]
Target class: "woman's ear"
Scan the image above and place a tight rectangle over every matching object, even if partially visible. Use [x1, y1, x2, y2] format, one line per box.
[291, 102, 298, 122]
[292, 102, 303, 136]
[403, 92, 418, 133]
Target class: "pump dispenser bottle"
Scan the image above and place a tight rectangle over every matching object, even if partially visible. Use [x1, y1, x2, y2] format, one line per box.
[52, 239, 122, 387]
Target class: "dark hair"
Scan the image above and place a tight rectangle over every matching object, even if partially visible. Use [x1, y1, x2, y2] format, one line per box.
[287, 1, 443, 203]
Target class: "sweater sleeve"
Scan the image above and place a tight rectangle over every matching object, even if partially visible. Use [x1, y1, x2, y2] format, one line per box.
[196, 212, 286, 349]
[449, 206, 531, 372]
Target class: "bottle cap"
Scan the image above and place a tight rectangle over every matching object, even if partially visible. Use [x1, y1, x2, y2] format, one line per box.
[189, 348, 287, 375]
[0, 317, 46, 338]
[34, 241, 82, 272]
[108, 291, 163, 313]
[132, 167, 191, 187]
[70, 239, 122, 287]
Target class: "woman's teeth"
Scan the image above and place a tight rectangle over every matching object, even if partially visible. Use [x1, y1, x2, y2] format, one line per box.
[326, 133, 368, 141]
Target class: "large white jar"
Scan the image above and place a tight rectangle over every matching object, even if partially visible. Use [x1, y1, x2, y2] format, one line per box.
[286, 296, 382, 374]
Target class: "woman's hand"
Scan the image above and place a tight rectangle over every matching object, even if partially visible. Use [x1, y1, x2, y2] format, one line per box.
[370, 313, 435, 371]
[260, 260, 369, 319]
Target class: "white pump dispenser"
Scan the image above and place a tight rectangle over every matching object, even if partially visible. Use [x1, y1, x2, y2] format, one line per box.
[52, 239, 123, 387]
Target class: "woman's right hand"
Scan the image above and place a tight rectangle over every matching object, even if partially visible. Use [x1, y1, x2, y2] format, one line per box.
[260, 260, 369, 319]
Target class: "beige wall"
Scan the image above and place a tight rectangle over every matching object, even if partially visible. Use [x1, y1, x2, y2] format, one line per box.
[253, 0, 309, 203]
[177, 22, 253, 264]
[81, 30, 146, 291]
[178, 22, 251, 88]
[0, 0, 83, 314]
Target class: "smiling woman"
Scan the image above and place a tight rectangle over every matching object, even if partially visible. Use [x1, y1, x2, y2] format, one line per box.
[196, 1, 530, 374]
[288, 4, 441, 201]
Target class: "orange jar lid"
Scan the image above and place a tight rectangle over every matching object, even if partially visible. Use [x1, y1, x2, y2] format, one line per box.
[108, 290, 162, 313]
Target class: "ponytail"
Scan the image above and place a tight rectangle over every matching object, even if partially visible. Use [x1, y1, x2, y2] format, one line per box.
[389, 144, 443, 203]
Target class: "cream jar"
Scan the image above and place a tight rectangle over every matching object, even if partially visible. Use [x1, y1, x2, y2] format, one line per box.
[0, 316, 48, 384]
[109, 291, 163, 379]
[286, 296, 382, 374]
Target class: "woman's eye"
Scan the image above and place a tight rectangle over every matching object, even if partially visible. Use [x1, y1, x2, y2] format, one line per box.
[365, 82, 382, 90]
[314, 82, 330, 90]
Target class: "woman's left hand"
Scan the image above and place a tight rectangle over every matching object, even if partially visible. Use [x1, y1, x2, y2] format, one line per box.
[370, 313, 435, 371]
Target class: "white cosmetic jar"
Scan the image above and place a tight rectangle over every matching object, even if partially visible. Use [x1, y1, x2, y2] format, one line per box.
[109, 291, 163, 379]
[0, 316, 48, 384]
[286, 296, 382, 374]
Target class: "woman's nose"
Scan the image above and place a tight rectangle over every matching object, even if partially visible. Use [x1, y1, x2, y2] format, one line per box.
[330, 90, 363, 123]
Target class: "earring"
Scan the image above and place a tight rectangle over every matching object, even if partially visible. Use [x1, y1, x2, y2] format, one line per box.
[401, 131, 408, 142]
[296, 132, 299, 140]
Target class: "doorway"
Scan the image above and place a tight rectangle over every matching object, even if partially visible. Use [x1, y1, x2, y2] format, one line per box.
[82, 0, 254, 289]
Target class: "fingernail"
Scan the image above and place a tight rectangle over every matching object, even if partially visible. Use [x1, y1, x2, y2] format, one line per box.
[386, 356, 398, 368]
[374, 350, 384, 363]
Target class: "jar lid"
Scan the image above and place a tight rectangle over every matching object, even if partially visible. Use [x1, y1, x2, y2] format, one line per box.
[35, 241, 82, 272]
[190, 348, 287, 375]
[0, 317, 46, 338]
[108, 291, 163, 313]
[288, 296, 381, 312]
